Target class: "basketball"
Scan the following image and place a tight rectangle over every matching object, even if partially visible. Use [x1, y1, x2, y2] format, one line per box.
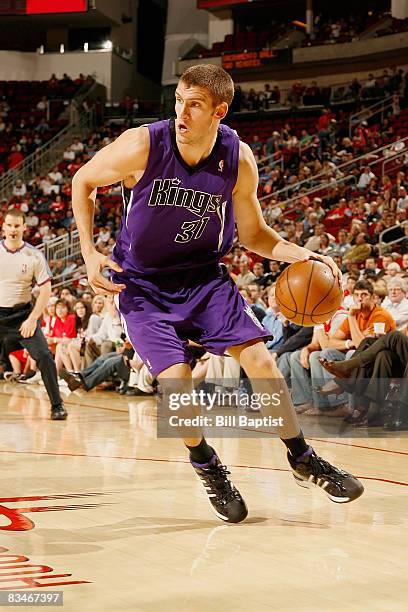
[275, 260, 343, 326]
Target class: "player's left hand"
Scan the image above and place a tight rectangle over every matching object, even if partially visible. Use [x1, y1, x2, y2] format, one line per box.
[20, 316, 37, 338]
[301, 251, 342, 285]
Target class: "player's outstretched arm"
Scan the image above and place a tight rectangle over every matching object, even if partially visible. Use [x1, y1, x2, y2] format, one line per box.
[72, 127, 150, 294]
[232, 142, 341, 281]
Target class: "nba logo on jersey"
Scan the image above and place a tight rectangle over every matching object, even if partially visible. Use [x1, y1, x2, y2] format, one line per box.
[218, 160, 224, 172]
[21, 264, 28, 274]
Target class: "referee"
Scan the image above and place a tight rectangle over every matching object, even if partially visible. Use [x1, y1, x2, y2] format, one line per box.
[0, 208, 67, 420]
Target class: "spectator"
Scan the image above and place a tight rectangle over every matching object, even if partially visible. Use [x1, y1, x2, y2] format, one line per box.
[236, 257, 256, 289]
[60, 345, 137, 394]
[48, 165, 63, 184]
[239, 288, 265, 324]
[246, 283, 267, 311]
[60, 287, 76, 308]
[36, 96, 48, 111]
[304, 224, 335, 252]
[8, 146, 24, 169]
[317, 233, 337, 257]
[263, 285, 284, 352]
[344, 233, 372, 264]
[396, 186, 408, 211]
[362, 257, 380, 280]
[12, 179, 27, 197]
[318, 330, 408, 427]
[47, 299, 77, 359]
[336, 229, 352, 258]
[290, 280, 396, 415]
[264, 260, 283, 286]
[357, 166, 376, 191]
[63, 146, 76, 161]
[381, 278, 408, 330]
[83, 296, 123, 366]
[57, 299, 102, 372]
[70, 138, 84, 154]
[35, 118, 49, 134]
[252, 262, 269, 288]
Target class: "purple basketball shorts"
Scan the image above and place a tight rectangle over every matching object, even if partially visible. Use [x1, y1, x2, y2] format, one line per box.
[115, 264, 269, 377]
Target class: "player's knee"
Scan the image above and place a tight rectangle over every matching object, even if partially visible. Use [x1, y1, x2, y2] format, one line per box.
[158, 362, 192, 380]
[241, 348, 276, 375]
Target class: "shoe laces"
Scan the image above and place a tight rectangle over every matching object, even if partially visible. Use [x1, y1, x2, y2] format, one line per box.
[309, 454, 348, 492]
[203, 464, 241, 503]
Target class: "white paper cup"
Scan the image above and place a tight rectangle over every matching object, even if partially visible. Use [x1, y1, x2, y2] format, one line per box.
[373, 322, 385, 334]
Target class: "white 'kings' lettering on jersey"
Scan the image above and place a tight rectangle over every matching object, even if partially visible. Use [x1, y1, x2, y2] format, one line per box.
[147, 178, 222, 218]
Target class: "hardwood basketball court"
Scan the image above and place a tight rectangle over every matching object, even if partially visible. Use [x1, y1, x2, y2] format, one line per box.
[0, 382, 407, 611]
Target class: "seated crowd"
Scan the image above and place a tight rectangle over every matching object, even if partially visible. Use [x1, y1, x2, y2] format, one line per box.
[0, 289, 156, 398]
[233, 68, 406, 112]
[0, 73, 90, 175]
[1, 80, 408, 429]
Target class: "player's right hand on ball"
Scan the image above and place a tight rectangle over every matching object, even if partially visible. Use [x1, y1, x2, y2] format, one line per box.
[84, 249, 126, 295]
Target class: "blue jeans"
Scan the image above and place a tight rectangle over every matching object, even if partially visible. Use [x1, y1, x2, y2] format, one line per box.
[290, 349, 350, 408]
[276, 352, 291, 385]
[81, 352, 122, 390]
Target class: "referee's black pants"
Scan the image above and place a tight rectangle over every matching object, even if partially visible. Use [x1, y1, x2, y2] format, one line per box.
[0, 305, 62, 407]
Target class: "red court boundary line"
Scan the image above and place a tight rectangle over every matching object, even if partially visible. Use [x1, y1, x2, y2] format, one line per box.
[0, 448, 406, 488]
[308, 438, 408, 457]
[1, 389, 408, 457]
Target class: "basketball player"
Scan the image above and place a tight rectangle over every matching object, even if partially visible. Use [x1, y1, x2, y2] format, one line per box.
[72, 65, 363, 523]
[0, 209, 67, 420]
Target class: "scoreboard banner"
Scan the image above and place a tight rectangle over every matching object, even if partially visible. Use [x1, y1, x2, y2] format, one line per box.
[222, 48, 292, 71]
[0, 0, 87, 14]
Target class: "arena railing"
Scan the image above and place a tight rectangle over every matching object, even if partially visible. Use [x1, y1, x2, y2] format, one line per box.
[37, 229, 80, 262]
[0, 79, 97, 202]
[38, 227, 101, 290]
[379, 221, 408, 256]
[51, 269, 88, 291]
[261, 135, 408, 208]
[381, 146, 408, 177]
[0, 107, 94, 201]
[257, 151, 284, 171]
[349, 96, 394, 136]
[37, 227, 98, 263]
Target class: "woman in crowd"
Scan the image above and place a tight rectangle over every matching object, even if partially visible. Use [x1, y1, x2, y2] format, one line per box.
[42, 296, 58, 338]
[317, 233, 336, 256]
[48, 299, 77, 371]
[91, 295, 105, 317]
[59, 287, 76, 308]
[64, 299, 103, 372]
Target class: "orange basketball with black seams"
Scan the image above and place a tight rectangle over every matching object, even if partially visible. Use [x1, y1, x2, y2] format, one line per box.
[275, 260, 343, 326]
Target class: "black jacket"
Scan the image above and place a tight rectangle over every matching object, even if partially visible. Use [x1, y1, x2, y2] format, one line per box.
[274, 324, 314, 357]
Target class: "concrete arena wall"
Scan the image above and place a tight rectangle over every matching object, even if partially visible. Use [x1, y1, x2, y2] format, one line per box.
[236, 65, 408, 95]
[0, 50, 112, 95]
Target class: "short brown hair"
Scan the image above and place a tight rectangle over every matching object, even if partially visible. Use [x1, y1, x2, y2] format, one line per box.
[354, 280, 374, 295]
[5, 208, 25, 223]
[180, 64, 234, 106]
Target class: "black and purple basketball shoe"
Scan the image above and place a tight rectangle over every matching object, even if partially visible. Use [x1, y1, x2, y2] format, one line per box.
[288, 447, 364, 503]
[191, 454, 248, 523]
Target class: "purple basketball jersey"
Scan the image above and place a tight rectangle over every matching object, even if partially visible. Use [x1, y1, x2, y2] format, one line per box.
[112, 119, 240, 277]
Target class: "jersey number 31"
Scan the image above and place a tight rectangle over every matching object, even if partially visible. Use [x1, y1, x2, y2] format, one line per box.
[175, 216, 210, 243]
